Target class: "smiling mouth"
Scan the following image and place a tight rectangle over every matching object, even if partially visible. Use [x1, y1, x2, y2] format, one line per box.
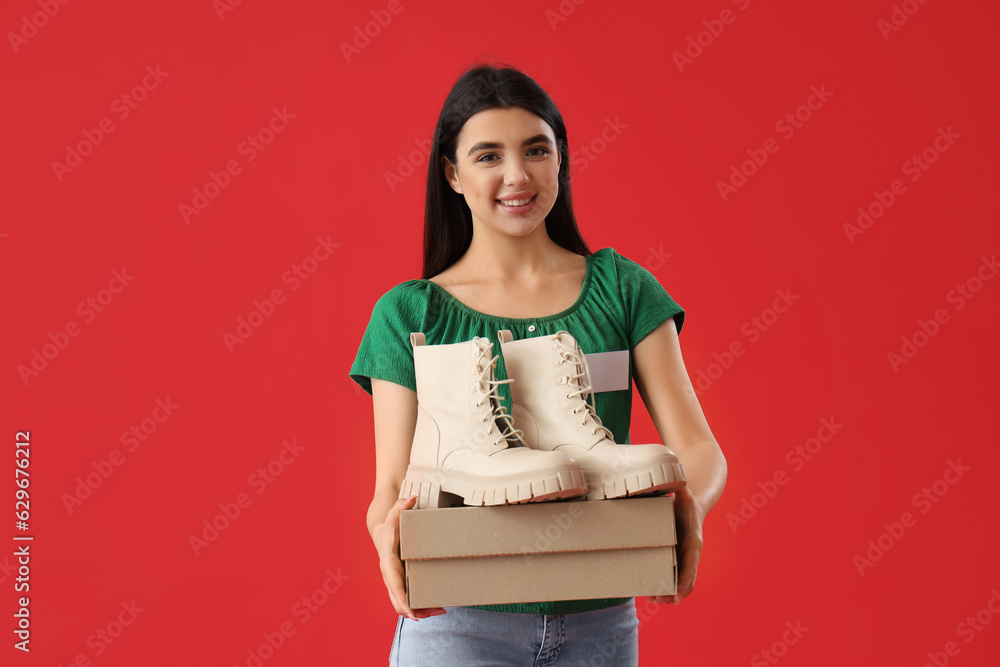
[496, 195, 536, 206]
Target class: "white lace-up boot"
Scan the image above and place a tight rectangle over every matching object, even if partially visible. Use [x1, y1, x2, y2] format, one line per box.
[498, 329, 686, 500]
[399, 333, 588, 509]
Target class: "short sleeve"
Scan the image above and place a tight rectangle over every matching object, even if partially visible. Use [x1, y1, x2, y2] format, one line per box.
[612, 250, 685, 347]
[349, 282, 424, 396]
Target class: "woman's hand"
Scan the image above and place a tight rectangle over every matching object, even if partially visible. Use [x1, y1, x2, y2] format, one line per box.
[374, 495, 448, 620]
[367, 380, 443, 619]
[631, 318, 727, 605]
[650, 486, 705, 605]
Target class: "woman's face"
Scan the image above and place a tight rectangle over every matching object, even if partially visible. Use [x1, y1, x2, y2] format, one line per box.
[443, 106, 562, 240]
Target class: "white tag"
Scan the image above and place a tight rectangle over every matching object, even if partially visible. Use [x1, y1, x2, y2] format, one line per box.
[584, 350, 630, 392]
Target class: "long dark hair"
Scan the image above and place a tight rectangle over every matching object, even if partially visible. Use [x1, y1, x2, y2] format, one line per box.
[422, 61, 591, 279]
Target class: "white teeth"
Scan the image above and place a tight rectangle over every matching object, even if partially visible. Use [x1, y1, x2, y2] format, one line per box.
[498, 196, 533, 206]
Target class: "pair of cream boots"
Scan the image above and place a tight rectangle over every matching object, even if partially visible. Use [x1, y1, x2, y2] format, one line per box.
[399, 329, 686, 509]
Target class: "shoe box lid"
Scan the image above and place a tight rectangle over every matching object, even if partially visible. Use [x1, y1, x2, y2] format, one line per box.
[399, 495, 677, 607]
[399, 495, 676, 561]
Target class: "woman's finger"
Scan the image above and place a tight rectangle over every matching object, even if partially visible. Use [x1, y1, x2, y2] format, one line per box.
[379, 495, 422, 618]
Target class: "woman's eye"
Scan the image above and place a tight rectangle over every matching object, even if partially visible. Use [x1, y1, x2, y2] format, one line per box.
[476, 147, 549, 163]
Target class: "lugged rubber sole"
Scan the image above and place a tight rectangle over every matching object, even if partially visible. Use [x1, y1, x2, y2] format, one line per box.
[583, 460, 687, 501]
[399, 465, 588, 509]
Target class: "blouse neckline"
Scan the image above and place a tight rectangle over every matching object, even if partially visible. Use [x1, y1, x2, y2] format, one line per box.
[418, 249, 602, 325]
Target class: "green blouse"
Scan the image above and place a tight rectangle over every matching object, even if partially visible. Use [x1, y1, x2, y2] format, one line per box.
[350, 247, 685, 615]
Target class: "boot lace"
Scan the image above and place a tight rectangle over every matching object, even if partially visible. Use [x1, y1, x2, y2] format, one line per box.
[472, 339, 525, 448]
[554, 333, 615, 439]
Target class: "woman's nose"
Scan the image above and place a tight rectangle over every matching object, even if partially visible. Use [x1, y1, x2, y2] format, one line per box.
[504, 160, 529, 186]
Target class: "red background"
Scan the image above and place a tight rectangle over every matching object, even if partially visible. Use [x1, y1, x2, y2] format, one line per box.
[2, 0, 999, 665]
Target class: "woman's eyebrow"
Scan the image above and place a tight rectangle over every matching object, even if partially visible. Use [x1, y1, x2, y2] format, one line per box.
[467, 134, 553, 157]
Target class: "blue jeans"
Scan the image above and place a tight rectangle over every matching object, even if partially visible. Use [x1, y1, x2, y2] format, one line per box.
[389, 599, 639, 666]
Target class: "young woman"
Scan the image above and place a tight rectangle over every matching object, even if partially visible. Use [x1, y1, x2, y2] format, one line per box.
[350, 62, 727, 665]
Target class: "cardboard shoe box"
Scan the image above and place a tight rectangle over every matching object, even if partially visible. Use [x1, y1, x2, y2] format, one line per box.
[399, 494, 677, 608]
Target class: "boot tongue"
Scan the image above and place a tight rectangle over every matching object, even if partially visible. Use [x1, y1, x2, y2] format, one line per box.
[492, 397, 528, 448]
[494, 414, 519, 447]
